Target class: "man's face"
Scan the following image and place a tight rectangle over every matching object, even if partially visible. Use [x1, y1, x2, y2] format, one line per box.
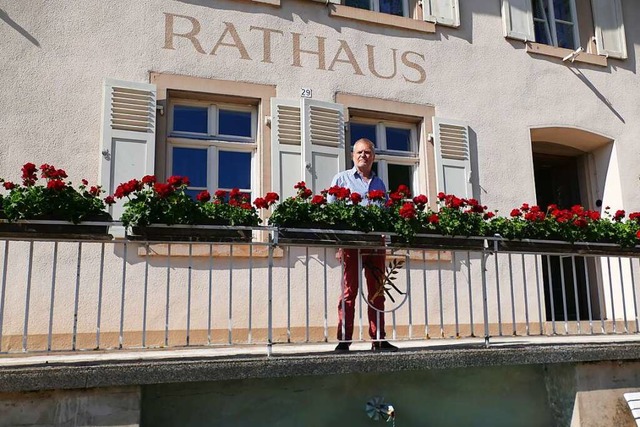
[352, 141, 375, 171]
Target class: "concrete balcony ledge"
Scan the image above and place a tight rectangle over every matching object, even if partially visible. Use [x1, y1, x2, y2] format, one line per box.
[2, 335, 640, 393]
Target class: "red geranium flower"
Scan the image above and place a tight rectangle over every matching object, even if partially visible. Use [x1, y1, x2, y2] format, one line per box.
[264, 192, 279, 205]
[413, 195, 428, 208]
[429, 213, 439, 224]
[398, 202, 416, 219]
[214, 190, 227, 199]
[104, 195, 115, 205]
[2, 181, 16, 190]
[142, 175, 156, 186]
[613, 210, 625, 221]
[350, 192, 362, 205]
[367, 189, 386, 201]
[46, 179, 66, 191]
[510, 209, 522, 217]
[196, 190, 211, 203]
[21, 162, 37, 186]
[294, 181, 307, 189]
[153, 182, 174, 198]
[311, 195, 326, 205]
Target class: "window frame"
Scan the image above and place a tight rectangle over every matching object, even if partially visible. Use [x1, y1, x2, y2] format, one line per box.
[345, 0, 410, 18]
[347, 116, 420, 194]
[167, 99, 258, 196]
[532, 0, 580, 49]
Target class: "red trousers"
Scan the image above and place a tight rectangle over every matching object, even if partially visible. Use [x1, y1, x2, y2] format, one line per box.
[337, 248, 386, 341]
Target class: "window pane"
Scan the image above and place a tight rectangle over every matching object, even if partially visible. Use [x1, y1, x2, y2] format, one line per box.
[379, 0, 404, 16]
[218, 151, 251, 189]
[350, 123, 377, 147]
[386, 127, 411, 152]
[556, 23, 575, 49]
[219, 109, 253, 138]
[172, 147, 207, 187]
[533, 21, 551, 45]
[345, 0, 370, 10]
[553, 0, 572, 22]
[532, 0, 546, 19]
[388, 164, 413, 195]
[173, 105, 208, 134]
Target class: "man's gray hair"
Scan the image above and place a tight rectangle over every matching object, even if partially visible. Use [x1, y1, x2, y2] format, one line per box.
[352, 138, 375, 152]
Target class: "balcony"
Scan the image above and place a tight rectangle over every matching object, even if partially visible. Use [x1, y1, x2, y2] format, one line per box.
[0, 224, 638, 357]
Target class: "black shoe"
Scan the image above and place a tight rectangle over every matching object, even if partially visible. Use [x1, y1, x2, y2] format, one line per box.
[334, 342, 351, 352]
[371, 341, 398, 352]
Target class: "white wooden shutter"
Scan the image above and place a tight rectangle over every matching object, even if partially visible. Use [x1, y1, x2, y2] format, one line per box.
[423, 0, 460, 27]
[100, 79, 156, 220]
[433, 117, 472, 198]
[501, 0, 535, 42]
[592, 0, 627, 59]
[301, 99, 345, 194]
[271, 99, 303, 200]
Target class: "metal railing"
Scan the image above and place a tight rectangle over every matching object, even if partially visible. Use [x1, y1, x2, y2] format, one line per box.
[0, 224, 638, 355]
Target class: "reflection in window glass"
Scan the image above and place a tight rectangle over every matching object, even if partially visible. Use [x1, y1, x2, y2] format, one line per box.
[172, 147, 207, 187]
[219, 151, 251, 189]
[388, 164, 412, 194]
[350, 123, 377, 147]
[173, 106, 208, 134]
[386, 127, 411, 152]
[219, 110, 252, 138]
[379, 0, 404, 17]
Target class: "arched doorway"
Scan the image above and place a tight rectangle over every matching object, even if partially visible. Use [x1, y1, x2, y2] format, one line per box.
[530, 127, 614, 322]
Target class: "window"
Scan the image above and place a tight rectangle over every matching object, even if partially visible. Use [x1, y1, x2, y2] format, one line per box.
[168, 100, 256, 199]
[532, 0, 578, 49]
[344, 0, 409, 17]
[502, 0, 627, 61]
[348, 119, 419, 194]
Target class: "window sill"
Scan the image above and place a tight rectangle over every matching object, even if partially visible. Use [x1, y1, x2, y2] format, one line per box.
[236, 0, 280, 6]
[526, 42, 607, 67]
[329, 5, 435, 34]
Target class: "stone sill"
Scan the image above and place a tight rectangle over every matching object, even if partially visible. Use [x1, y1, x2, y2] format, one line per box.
[137, 243, 283, 258]
[329, 5, 435, 34]
[526, 42, 607, 67]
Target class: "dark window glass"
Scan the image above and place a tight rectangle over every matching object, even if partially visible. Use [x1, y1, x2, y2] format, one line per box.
[533, 21, 551, 45]
[386, 127, 411, 152]
[345, 0, 370, 10]
[556, 23, 575, 49]
[219, 109, 252, 138]
[172, 147, 207, 187]
[553, 0, 572, 22]
[388, 164, 412, 195]
[379, 0, 404, 16]
[532, 0, 546, 19]
[185, 189, 203, 200]
[350, 123, 377, 147]
[173, 105, 208, 134]
[219, 151, 251, 189]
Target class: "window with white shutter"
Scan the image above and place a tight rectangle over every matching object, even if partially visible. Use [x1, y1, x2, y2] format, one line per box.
[100, 79, 157, 220]
[433, 117, 472, 199]
[271, 99, 302, 200]
[423, 0, 460, 27]
[501, 0, 627, 61]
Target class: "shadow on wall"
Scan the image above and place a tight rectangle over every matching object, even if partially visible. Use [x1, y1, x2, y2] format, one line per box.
[0, 8, 40, 47]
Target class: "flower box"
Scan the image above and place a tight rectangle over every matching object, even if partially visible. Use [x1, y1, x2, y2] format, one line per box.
[126, 224, 252, 243]
[496, 238, 640, 257]
[389, 234, 487, 251]
[276, 226, 385, 247]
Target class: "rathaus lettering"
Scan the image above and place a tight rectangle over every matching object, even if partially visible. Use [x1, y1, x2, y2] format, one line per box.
[163, 12, 426, 84]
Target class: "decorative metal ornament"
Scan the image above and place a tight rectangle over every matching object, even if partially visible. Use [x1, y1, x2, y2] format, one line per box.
[366, 396, 396, 424]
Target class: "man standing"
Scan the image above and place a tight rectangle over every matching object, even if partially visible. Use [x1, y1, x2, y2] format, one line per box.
[330, 138, 398, 352]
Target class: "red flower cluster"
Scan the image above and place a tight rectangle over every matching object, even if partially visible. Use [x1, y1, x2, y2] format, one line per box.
[546, 204, 601, 226]
[196, 191, 211, 203]
[367, 189, 386, 201]
[254, 192, 280, 209]
[327, 185, 351, 200]
[46, 179, 66, 191]
[21, 162, 37, 186]
[40, 164, 67, 180]
[294, 181, 313, 199]
[350, 192, 362, 205]
[114, 179, 143, 198]
[153, 183, 174, 199]
[104, 195, 115, 205]
[413, 195, 428, 209]
[142, 175, 156, 186]
[2, 181, 16, 190]
[398, 202, 417, 219]
[311, 195, 326, 205]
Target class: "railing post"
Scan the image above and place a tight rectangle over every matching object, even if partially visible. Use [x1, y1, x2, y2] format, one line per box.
[481, 240, 492, 348]
[267, 229, 274, 357]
